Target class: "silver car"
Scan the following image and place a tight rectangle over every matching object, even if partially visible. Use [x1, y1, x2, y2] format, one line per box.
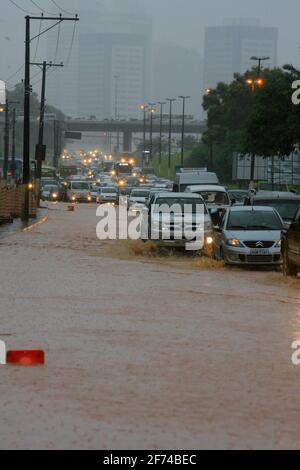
[213, 206, 284, 266]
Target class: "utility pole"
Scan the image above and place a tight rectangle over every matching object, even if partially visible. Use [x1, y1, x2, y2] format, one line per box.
[3, 99, 9, 180]
[21, 14, 79, 221]
[114, 74, 120, 154]
[140, 104, 148, 167]
[166, 98, 176, 178]
[11, 108, 16, 179]
[31, 61, 64, 203]
[248, 56, 270, 190]
[158, 102, 166, 175]
[148, 103, 156, 164]
[179, 96, 190, 169]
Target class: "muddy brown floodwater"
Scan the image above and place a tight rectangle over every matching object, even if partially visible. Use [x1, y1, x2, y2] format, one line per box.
[0, 203, 299, 450]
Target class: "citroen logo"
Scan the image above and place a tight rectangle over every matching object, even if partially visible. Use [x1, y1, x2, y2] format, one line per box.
[256, 241, 264, 248]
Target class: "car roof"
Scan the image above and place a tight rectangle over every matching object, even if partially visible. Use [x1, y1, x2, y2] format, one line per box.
[229, 206, 277, 212]
[154, 192, 202, 198]
[251, 191, 300, 200]
[187, 185, 227, 192]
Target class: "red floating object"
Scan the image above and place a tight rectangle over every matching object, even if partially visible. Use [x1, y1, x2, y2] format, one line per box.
[68, 205, 75, 212]
[7, 350, 45, 366]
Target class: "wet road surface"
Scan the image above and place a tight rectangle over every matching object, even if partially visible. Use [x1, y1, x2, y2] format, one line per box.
[0, 203, 299, 449]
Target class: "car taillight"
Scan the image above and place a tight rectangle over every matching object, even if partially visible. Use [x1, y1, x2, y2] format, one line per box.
[7, 350, 45, 366]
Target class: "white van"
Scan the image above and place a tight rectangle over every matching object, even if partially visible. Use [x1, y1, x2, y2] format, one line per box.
[67, 181, 92, 203]
[174, 170, 219, 192]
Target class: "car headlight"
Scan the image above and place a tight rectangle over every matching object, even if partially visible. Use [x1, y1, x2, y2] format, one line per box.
[227, 239, 243, 247]
[71, 195, 76, 201]
[274, 240, 281, 248]
[52, 193, 58, 198]
[206, 236, 214, 245]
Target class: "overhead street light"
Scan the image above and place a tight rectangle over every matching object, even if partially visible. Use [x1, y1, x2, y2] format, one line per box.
[178, 96, 191, 168]
[166, 98, 176, 178]
[148, 103, 156, 163]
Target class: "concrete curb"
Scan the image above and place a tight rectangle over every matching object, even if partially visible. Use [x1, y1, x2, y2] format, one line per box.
[22, 214, 49, 233]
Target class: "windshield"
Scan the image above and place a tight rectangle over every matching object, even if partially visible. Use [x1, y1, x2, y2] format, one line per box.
[131, 191, 150, 198]
[227, 210, 283, 231]
[43, 186, 57, 191]
[253, 199, 300, 220]
[71, 182, 90, 190]
[197, 191, 229, 205]
[154, 198, 207, 214]
[102, 188, 117, 194]
[228, 191, 249, 202]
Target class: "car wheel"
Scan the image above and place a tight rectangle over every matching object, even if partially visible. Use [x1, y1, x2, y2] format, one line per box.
[283, 246, 298, 276]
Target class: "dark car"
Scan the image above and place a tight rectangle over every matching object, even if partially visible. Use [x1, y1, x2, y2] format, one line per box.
[244, 191, 300, 229]
[282, 206, 300, 276]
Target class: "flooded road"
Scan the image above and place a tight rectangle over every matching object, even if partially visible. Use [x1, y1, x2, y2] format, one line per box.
[0, 203, 299, 449]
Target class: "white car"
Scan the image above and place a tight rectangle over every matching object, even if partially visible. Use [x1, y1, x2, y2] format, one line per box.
[128, 189, 151, 213]
[141, 192, 214, 251]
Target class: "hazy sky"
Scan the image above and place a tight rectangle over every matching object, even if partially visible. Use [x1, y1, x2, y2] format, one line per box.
[1, 0, 300, 85]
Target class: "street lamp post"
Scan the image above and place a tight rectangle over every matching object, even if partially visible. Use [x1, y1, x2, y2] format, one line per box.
[148, 103, 156, 164]
[114, 74, 120, 154]
[157, 102, 166, 174]
[179, 95, 190, 169]
[166, 98, 176, 178]
[247, 56, 270, 189]
[140, 104, 148, 166]
[11, 108, 16, 179]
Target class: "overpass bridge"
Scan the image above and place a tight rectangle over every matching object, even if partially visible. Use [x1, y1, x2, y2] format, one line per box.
[64, 119, 207, 152]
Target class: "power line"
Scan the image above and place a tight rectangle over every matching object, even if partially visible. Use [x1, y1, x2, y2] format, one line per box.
[49, 0, 74, 15]
[54, 20, 61, 62]
[30, 0, 56, 15]
[4, 63, 24, 83]
[7, 0, 37, 14]
[65, 20, 77, 66]
[33, 16, 43, 61]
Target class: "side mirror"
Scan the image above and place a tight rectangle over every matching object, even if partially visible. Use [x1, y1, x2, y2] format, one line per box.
[231, 199, 236, 206]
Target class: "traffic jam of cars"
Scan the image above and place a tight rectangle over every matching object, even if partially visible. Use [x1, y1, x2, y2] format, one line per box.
[43, 158, 300, 278]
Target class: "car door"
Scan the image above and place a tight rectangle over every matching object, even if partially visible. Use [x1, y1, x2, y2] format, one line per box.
[288, 208, 300, 265]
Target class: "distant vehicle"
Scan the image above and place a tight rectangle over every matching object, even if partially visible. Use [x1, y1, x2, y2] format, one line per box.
[41, 166, 57, 179]
[244, 192, 300, 229]
[213, 206, 284, 266]
[41, 185, 59, 201]
[67, 181, 92, 203]
[41, 178, 58, 188]
[141, 192, 213, 251]
[282, 206, 300, 276]
[102, 161, 115, 173]
[114, 162, 133, 177]
[185, 185, 230, 212]
[59, 163, 78, 178]
[174, 170, 219, 192]
[128, 189, 151, 212]
[98, 186, 119, 205]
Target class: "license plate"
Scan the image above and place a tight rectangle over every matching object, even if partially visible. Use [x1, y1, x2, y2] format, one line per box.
[250, 249, 271, 255]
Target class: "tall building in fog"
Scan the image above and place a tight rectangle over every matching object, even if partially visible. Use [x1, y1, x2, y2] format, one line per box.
[46, 0, 152, 119]
[203, 19, 278, 91]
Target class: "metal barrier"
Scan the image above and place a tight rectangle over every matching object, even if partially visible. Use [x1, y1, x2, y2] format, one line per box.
[0, 186, 37, 224]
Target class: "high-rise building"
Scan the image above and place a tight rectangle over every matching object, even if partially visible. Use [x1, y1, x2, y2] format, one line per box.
[46, 0, 152, 119]
[203, 19, 278, 91]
